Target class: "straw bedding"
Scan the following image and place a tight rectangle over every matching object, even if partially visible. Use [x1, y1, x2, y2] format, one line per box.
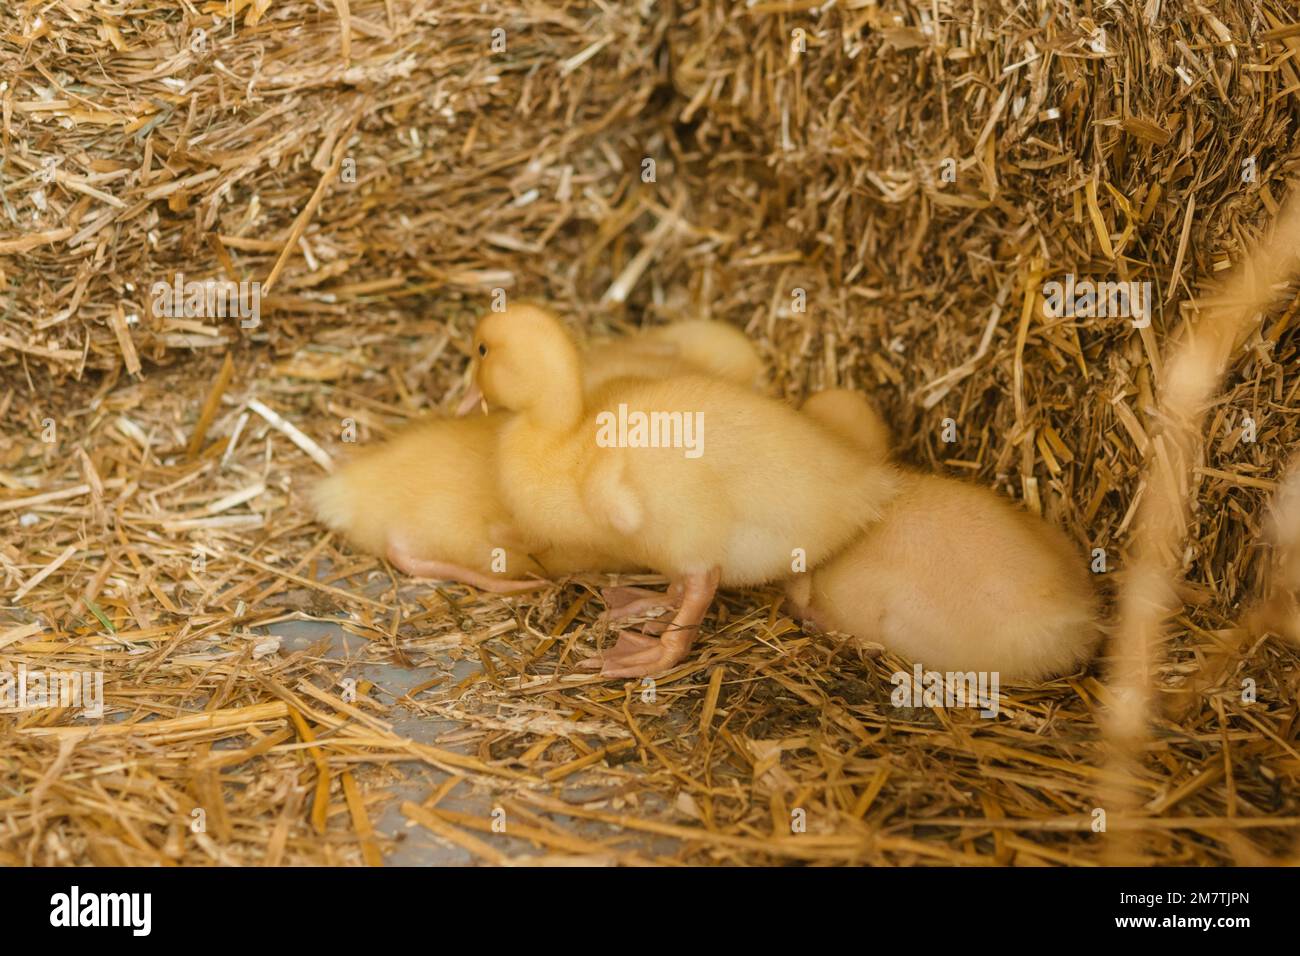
[2, 0, 1299, 865]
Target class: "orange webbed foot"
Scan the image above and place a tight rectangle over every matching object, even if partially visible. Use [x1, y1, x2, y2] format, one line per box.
[579, 626, 691, 678]
[583, 568, 720, 678]
[598, 580, 685, 622]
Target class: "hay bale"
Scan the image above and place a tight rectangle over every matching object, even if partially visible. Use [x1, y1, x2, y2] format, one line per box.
[2, 1, 1299, 865]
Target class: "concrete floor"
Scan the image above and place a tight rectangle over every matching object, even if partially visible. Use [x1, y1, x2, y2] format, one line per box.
[268, 618, 674, 865]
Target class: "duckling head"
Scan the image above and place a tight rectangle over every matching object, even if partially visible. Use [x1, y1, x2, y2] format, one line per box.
[471, 302, 584, 428]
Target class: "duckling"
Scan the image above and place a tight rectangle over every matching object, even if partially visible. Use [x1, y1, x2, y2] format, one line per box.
[458, 318, 766, 412]
[313, 319, 766, 591]
[799, 388, 892, 461]
[787, 389, 1099, 681]
[310, 413, 555, 591]
[583, 319, 766, 392]
[471, 304, 899, 678]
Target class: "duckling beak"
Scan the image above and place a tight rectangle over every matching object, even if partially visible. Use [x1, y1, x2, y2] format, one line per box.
[455, 383, 487, 416]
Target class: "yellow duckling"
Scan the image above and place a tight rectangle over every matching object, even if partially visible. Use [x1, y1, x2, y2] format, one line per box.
[312, 412, 555, 590]
[583, 319, 766, 392]
[312, 319, 765, 591]
[787, 389, 1099, 682]
[796, 387, 891, 462]
[471, 304, 899, 677]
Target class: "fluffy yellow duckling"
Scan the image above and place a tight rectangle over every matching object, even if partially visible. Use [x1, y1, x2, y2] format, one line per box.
[311, 412, 588, 591]
[471, 304, 899, 678]
[583, 319, 766, 392]
[312, 320, 765, 591]
[787, 389, 1099, 682]
[798, 388, 892, 461]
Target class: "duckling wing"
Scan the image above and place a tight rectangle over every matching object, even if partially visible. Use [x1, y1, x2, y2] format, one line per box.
[583, 450, 645, 535]
[578, 377, 889, 582]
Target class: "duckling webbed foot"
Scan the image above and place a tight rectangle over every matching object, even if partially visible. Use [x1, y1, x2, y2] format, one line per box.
[583, 568, 720, 678]
[598, 580, 685, 622]
[386, 539, 545, 594]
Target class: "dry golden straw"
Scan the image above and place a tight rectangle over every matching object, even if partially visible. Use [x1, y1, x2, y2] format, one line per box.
[2, 0, 1299, 866]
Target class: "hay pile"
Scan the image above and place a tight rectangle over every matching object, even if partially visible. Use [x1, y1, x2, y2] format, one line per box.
[2, 1, 1299, 865]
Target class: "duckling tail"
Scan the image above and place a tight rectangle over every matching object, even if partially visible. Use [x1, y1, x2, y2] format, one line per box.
[855, 463, 905, 528]
[309, 471, 348, 529]
[309, 468, 383, 554]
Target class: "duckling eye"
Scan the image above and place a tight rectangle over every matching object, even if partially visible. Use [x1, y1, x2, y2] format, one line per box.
[478, 343, 488, 358]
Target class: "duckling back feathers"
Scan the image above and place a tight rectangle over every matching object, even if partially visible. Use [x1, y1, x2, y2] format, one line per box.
[583, 319, 765, 392]
[801, 473, 1099, 680]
